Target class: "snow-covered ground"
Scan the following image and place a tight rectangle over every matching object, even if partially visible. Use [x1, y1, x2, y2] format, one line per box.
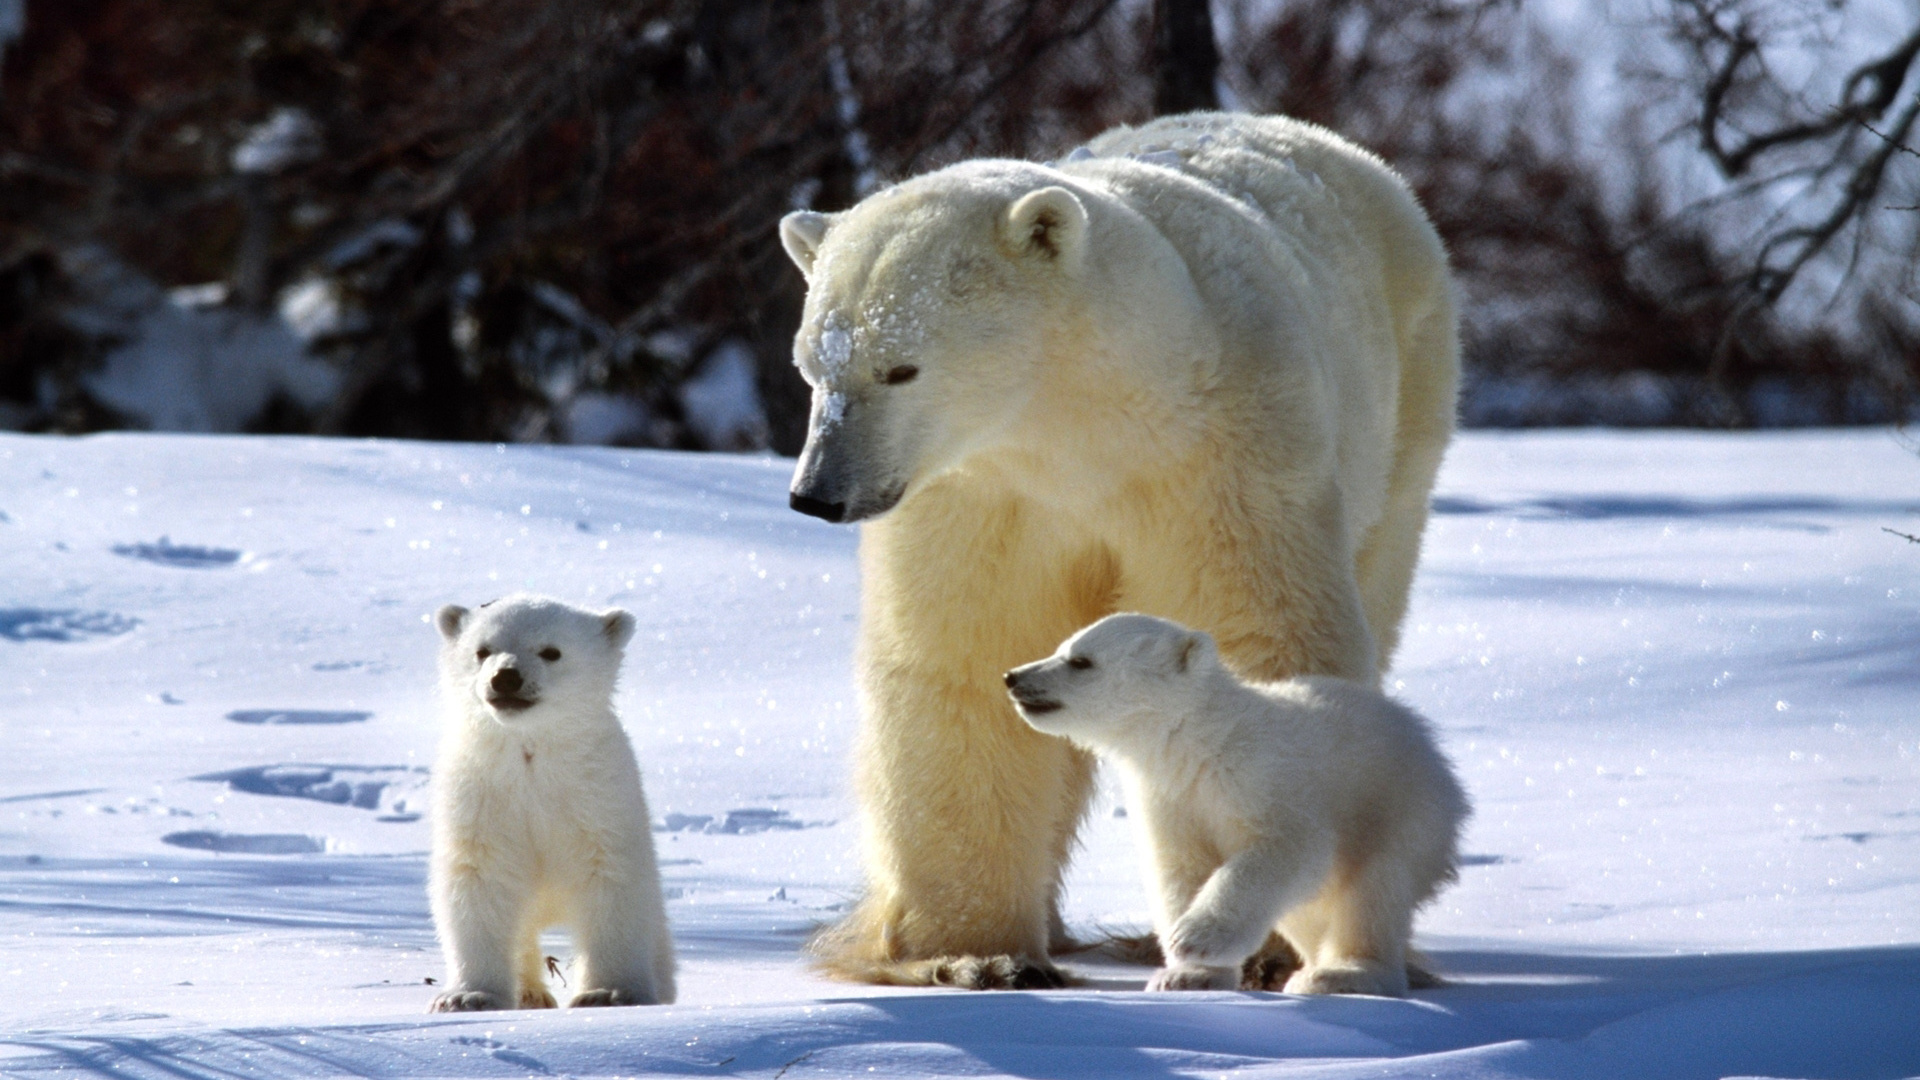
[1, 429, 1916, 1079]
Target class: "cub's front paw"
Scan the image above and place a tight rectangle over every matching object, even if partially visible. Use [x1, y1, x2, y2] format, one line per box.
[429, 990, 508, 1013]
[569, 987, 661, 1007]
[1146, 963, 1239, 991]
[519, 987, 557, 1009]
[1164, 913, 1251, 968]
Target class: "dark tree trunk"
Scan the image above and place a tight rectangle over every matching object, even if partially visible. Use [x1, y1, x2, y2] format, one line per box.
[1152, 0, 1219, 115]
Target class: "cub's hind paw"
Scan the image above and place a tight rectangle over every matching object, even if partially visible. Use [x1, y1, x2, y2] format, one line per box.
[1284, 962, 1406, 997]
[519, 987, 557, 1009]
[429, 990, 508, 1013]
[569, 987, 661, 1008]
[1147, 963, 1239, 991]
[1239, 933, 1303, 990]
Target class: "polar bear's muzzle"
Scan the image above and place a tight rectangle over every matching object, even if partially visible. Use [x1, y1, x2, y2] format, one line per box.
[1003, 667, 1064, 718]
[486, 666, 536, 712]
[788, 490, 846, 523]
[788, 419, 908, 524]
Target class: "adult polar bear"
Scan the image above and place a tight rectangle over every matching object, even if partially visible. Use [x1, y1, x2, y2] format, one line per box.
[780, 112, 1458, 988]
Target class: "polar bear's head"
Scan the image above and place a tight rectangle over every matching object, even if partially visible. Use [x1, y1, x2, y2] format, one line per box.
[1004, 613, 1218, 747]
[779, 163, 1091, 523]
[434, 594, 637, 723]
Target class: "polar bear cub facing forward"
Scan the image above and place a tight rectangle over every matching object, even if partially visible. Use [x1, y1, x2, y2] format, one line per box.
[428, 594, 674, 1011]
[1006, 614, 1467, 996]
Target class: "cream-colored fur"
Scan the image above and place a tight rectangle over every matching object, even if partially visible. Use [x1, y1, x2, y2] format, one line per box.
[427, 594, 675, 1011]
[779, 112, 1459, 986]
[1009, 614, 1468, 995]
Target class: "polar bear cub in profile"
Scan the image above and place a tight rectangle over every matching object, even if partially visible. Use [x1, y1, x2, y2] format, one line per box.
[428, 594, 675, 1011]
[1006, 614, 1467, 996]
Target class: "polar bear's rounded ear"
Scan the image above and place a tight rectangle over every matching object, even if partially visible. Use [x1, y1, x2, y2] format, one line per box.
[780, 211, 832, 277]
[1174, 631, 1212, 674]
[1005, 186, 1087, 266]
[602, 609, 638, 650]
[435, 605, 469, 642]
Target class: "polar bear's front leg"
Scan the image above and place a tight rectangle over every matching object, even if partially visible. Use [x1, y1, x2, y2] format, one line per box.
[567, 868, 674, 1006]
[429, 863, 526, 1013]
[1155, 833, 1331, 988]
[1195, 479, 1378, 686]
[815, 654, 1096, 988]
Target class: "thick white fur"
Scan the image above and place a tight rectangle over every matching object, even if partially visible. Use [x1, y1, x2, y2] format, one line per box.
[1008, 614, 1468, 996]
[781, 112, 1458, 985]
[427, 594, 675, 1011]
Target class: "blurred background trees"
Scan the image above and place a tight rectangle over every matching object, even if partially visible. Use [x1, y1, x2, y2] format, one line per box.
[2, 0, 1915, 450]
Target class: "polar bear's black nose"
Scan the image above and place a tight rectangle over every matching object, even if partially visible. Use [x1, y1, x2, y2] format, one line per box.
[789, 491, 847, 523]
[491, 668, 523, 694]
[1003, 670, 1020, 688]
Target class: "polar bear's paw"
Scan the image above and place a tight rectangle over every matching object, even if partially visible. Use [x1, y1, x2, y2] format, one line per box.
[1147, 963, 1239, 991]
[428, 990, 509, 1013]
[1164, 912, 1259, 969]
[519, 987, 557, 1009]
[568, 987, 661, 1007]
[1283, 962, 1405, 997]
[927, 954, 1069, 991]
[1238, 933, 1303, 990]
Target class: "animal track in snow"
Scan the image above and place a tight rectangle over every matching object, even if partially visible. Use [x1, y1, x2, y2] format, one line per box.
[225, 709, 371, 725]
[161, 831, 327, 854]
[656, 808, 827, 834]
[309, 660, 393, 674]
[111, 537, 246, 569]
[193, 764, 429, 820]
[0, 608, 139, 642]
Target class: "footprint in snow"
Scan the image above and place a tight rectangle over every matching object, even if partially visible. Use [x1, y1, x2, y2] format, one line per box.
[193, 764, 429, 820]
[0, 608, 139, 642]
[161, 831, 327, 855]
[225, 709, 371, 725]
[657, 808, 822, 834]
[111, 537, 246, 569]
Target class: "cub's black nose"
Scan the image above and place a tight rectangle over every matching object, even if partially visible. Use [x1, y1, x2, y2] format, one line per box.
[789, 491, 847, 523]
[491, 668, 523, 694]
[1003, 670, 1020, 688]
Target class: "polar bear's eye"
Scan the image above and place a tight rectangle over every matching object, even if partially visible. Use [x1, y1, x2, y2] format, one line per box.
[1066, 656, 1093, 670]
[476, 647, 492, 661]
[539, 647, 562, 662]
[881, 365, 919, 386]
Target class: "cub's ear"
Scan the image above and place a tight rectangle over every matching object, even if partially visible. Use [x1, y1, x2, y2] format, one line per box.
[602, 609, 638, 650]
[780, 211, 832, 277]
[1005, 186, 1087, 266]
[1174, 631, 1208, 674]
[435, 605, 469, 641]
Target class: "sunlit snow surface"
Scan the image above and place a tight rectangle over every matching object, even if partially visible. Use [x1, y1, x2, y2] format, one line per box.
[2, 430, 1916, 1079]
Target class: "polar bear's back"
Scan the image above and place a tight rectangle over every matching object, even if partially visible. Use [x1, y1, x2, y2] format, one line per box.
[1064, 112, 1453, 535]
[1252, 674, 1469, 844]
[1073, 112, 1443, 284]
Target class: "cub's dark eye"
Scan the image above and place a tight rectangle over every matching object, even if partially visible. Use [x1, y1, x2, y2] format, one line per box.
[539, 647, 562, 662]
[882, 365, 920, 386]
[1066, 656, 1093, 670]
[476, 647, 492, 661]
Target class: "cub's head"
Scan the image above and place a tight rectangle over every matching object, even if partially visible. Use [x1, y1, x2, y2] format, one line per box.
[779, 162, 1091, 523]
[434, 594, 637, 723]
[1004, 613, 1217, 748]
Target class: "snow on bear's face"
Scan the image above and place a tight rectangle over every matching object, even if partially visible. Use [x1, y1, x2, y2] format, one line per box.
[434, 594, 637, 724]
[779, 163, 1089, 523]
[1004, 613, 1218, 748]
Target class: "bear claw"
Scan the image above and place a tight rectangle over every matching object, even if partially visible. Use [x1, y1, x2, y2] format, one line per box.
[928, 954, 1068, 991]
[429, 990, 508, 1013]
